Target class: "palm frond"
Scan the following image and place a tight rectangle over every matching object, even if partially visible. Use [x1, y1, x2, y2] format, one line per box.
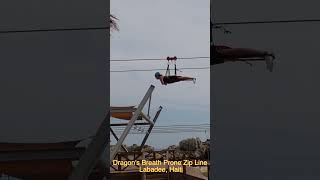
[110, 14, 119, 31]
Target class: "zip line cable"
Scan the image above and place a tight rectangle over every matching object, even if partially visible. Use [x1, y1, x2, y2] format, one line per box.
[110, 57, 210, 73]
[213, 19, 320, 26]
[0, 26, 109, 34]
[110, 67, 210, 73]
[110, 57, 209, 62]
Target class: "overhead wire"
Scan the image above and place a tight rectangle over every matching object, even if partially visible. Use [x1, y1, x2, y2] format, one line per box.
[111, 123, 210, 128]
[111, 124, 210, 134]
[112, 131, 209, 134]
[110, 67, 210, 73]
[0, 18, 319, 34]
[112, 129, 209, 134]
[112, 126, 210, 131]
[0, 26, 109, 34]
[110, 57, 209, 62]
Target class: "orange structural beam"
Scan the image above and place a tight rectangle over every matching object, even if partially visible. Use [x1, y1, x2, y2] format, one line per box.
[110, 106, 144, 120]
[111, 112, 133, 120]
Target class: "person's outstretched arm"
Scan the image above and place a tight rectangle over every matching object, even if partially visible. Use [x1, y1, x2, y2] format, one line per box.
[160, 77, 166, 85]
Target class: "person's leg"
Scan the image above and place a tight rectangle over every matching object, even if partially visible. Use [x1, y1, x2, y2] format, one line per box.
[164, 76, 181, 84]
[177, 76, 194, 81]
[165, 76, 196, 84]
[178, 76, 197, 84]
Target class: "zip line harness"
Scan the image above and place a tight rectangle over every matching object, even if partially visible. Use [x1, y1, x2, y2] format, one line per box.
[165, 56, 177, 76]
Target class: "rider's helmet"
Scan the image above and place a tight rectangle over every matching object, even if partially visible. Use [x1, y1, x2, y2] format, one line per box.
[155, 72, 161, 79]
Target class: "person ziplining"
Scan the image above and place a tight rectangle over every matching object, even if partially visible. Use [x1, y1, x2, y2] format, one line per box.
[155, 56, 196, 85]
[155, 72, 196, 85]
[211, 20, 276, 72]
[212, 44, 275, 71]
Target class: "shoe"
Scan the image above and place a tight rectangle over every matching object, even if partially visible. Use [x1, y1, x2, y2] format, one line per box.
[265, 56, 274, 72]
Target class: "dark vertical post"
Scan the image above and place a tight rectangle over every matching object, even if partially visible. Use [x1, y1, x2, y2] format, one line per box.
[139, 106, 163, 149]
[118, 154, 121, 171]
[210, 1, 215, 180]
[110, 128, 128, 152]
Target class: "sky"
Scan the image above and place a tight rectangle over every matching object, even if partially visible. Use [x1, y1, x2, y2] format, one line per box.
[110, 0, 210, 148]
[212, 0, 320, 179]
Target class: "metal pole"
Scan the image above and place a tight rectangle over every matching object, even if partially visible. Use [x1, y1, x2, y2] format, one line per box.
[147, 94, 152, 117]
[140, 106, 162, 150]
[110, 85, 155, 161]
[110, 128, 128, 152]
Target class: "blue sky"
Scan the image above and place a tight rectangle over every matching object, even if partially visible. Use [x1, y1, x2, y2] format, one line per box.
[110, 0, 210, 148]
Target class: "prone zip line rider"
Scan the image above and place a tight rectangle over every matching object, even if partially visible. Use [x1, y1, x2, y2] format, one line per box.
[211, 20, 276, 71]
[154, 72, 196, 85]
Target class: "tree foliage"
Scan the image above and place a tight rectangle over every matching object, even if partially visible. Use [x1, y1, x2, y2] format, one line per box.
[177, 137, 209, 160]
[179, 137, 202, 151]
